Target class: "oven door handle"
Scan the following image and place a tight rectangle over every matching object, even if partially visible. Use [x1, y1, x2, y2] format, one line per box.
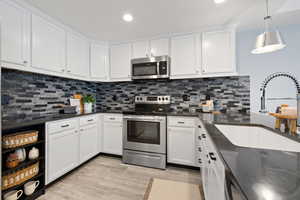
[123, 116, 165, 122]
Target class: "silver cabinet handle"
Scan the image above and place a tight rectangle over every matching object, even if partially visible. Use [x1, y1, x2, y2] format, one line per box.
[61, 124, 69, 128]
[109, 117, 115, 120]
[177, 121, 185, 124]
[61, 69, 65, 72]
[67, 70, 71, 73]
[23, 61, 28, 64]
[209, 152, 217, 161]
[87, 119, 94, 122]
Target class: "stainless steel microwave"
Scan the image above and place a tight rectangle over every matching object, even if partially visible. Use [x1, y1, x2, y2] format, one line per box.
[131, 55, 170, 80]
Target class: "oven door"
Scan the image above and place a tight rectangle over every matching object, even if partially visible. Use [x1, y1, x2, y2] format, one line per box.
[123, 115, 166, 154]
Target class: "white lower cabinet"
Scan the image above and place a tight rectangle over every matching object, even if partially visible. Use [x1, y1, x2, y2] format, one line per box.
[79, 124, 98, 164]
[167, 117, 197, 167]
[199, 121, 226, 200]
[102, 114, 123, 155]
[167, 127, 196, 166]
[47, 128, 79, 184]
[46, 114, 100, 184]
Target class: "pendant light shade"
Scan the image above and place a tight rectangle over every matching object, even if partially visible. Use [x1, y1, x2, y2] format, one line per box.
[252, 30, 286, 54]
[252, 0, 286, 54]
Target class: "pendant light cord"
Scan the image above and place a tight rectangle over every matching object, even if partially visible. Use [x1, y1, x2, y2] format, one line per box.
[266, 0, 269, 17]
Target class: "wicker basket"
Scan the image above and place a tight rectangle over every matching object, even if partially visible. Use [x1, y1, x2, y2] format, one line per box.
[2, 162, 40, 190]
[2, 130, 39, 149]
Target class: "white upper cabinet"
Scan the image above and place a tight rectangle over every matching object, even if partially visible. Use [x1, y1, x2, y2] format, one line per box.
[31, 14, 66, 73]
[110, 43, 132, 81]
[202, 30, 236, 75]
[170, 34, 201, 79]
[0, 1, 30, 67]
[150, 38, 169, 56]
[132, 38, 169, 59]
[132, 41, 149, 59]
[90, 43, 109, 80]
[66, 33, 89, 77]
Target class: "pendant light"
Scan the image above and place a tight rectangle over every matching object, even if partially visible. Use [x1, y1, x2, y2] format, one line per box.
[251, 0, 286, 54]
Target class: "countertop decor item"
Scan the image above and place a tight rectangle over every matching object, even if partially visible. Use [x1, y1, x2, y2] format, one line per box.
[83, 95, 95, 113]
[252, 0, 286, 54]
[2, 130, 38, 149]
[269, 112, 297, 135]
[2, 162, 39, 190]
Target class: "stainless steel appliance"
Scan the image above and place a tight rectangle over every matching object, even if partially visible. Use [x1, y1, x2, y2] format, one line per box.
[123, 96, 171, 169]
[131, 56, 170, 80]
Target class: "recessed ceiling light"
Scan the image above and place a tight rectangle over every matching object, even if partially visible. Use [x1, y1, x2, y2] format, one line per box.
[123, 14, 133, 22]
[214, 0, 227, 4]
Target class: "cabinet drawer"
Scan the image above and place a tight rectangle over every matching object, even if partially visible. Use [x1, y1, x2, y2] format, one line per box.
[104, 114, 123, 123]
[168, 117, 196, 127]
[47, 119, 78, 134]
[80, 115, 97, 126]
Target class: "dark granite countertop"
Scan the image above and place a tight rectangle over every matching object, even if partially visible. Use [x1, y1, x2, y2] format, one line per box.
[201, 112, 300, 200]
[2, 110, 125, 131]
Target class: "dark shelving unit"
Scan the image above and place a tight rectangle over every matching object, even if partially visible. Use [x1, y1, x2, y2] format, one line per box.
[2, 124, 46, 200]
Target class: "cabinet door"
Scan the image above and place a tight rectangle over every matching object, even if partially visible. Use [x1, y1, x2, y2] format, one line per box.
[103, 122, 123, 155]
[150, 38, 169, 56]
[171, 34, 200, 79]
[97, 115, 104, 153]
[66, 33, 89, 77]
[79, 124, 98, 163]
[90, 43, 109, 80]
[110, 44, 131, 81]
[207, 167, 226, 200]
[202, 30, 235, 74]
[0, 1, 30, 67]
[32, 14, 66, 73]
[132, 41, 149, 59]
[47, 130, 79, 184]
[167, 127, 196, 166]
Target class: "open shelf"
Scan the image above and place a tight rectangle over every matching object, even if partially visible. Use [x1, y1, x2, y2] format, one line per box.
[2, 172, 44, 193]
[2, 157, 44, 176]
[2, 140, 44, 154]
[2, 123, 46, 200]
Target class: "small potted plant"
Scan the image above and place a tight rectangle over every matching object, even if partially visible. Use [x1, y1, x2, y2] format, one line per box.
[82, 95, 95, 113]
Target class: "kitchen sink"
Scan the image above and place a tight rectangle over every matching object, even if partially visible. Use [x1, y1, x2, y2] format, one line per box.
[215, 125, 300, 153]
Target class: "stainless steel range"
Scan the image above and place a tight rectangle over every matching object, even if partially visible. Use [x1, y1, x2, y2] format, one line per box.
[123, 96, 171, 169]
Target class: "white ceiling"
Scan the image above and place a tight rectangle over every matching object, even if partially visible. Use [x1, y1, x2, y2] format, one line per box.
[23, 0, 300, 42]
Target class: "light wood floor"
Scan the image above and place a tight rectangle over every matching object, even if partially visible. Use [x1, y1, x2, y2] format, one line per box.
[38, 156, 202, 200]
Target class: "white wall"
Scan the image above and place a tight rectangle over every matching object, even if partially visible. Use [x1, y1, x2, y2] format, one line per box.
[237, 24, 300, 113]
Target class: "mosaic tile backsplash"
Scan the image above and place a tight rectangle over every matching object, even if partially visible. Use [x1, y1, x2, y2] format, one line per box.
[2, 69, 97, 118]
[2, 68, 250, 118]
[96, 76, 250, 113]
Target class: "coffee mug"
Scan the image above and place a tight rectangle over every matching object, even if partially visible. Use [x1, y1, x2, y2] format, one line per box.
[24, 180, 40, 196]
[3, 190, 23, 200]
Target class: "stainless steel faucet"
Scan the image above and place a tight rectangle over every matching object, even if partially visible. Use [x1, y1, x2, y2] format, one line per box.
[260, 72, 300, 128]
